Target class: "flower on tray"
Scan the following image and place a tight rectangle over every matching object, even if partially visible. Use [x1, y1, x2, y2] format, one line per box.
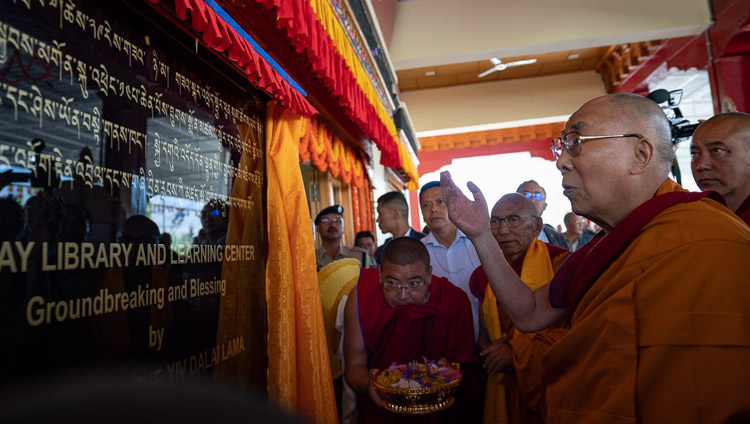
[375, 357, 461, 388]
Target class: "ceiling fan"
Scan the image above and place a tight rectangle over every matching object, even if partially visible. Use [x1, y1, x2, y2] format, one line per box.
[479, 57, 537, 78]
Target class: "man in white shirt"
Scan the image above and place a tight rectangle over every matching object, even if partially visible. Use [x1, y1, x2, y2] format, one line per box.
[419, 181, 481, 340]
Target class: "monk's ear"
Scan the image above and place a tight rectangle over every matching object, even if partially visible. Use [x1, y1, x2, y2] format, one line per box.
[630, 137, 654, 175]
[532, 216, 543, 234]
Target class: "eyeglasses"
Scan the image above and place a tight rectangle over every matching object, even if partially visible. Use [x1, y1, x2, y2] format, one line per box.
[520, 192, 545, 201]
[319, 217, 343, 225]
[490, 214, 535, 229]
[382, 280, 426, 292]
[551, 132, 643, 159]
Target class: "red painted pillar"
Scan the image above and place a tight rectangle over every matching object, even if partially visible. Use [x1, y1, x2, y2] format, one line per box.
[710, 43, 750, 112]
[707, 0, 750, 113]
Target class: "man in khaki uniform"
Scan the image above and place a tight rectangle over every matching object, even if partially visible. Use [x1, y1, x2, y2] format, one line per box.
[315, 205, 372, 270]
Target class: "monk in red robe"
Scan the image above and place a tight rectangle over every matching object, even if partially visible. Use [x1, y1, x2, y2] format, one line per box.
[469, 193, 570, 424]
[691, 111, 750, 225]
[344, 237, 477, 423]
[441, 93, 750, 423]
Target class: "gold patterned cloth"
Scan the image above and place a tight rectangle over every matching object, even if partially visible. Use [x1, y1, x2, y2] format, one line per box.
[317, 259, 361, 380]
[265, 101, 339, 423]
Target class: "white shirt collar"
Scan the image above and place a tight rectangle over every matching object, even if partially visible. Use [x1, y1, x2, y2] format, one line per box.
[396, 226, 411, 238]
[423, 228, 467, 248]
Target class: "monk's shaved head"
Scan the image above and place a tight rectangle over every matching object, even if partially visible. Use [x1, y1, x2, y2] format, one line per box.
[600, 94, 674, 165]
[494, 193, 539, 217]
[381, 236, 430, 269]
[490, 193, 543, 262]
[691, 111, 750, 212]
[695, 112, 750, 149]
[559, 93, 676, 231]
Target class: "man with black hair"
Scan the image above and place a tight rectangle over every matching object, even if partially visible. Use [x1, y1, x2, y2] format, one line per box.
[419, 180, 481, 341]
[516, 180, 567, 248]
[374, 191, 425, 263]
[354, 231, 377, 267]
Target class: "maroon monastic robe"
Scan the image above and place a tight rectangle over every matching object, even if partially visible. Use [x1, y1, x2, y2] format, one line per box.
[357, 268, 477, 423]
[736, 193, 750, 226]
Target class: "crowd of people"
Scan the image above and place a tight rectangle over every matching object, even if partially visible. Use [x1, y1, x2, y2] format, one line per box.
[317, 94, 750, 424]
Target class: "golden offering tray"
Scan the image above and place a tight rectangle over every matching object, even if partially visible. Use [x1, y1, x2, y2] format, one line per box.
[373, 375, 462, 415]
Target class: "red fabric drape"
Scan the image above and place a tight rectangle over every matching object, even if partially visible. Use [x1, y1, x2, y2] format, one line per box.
[253, 0, 401, 167]
[166, 0, 317, 118]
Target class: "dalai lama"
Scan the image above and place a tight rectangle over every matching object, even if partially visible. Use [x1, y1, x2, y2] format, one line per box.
[441, 93, 750, 423]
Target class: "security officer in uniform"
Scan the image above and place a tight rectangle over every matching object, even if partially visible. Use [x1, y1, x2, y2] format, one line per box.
[315, 205, 374, 270]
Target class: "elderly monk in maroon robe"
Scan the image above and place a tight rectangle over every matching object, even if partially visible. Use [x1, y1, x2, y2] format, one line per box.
[470, 193, 569, 424]
[440, 94, 750, 423]
[344, 237, 477, 423]
[691, 112, 750, 225]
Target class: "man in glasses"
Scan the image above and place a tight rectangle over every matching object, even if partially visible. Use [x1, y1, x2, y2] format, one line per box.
[690, 112, 750, 225]
[343, 237, 476, 423]
[198, 200, 230, 246]
[469, 193, 570, 423]
[516, 180, 567, 249]
[315, 205, 373, 270]
[441, 93, 750, 423]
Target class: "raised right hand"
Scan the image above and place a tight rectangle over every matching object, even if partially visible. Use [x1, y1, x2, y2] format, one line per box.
[440, 171, 490, 239]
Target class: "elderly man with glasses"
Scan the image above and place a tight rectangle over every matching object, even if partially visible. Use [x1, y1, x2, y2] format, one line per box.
[315, 205, 373, 270]
[343, 237, 476, 423]
[441, 94, 750, 423]
[469, 193, 570, 424]
[516, 180, 567, 249]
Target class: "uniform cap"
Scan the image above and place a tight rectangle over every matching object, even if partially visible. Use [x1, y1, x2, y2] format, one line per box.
[315, 205, 344, 225]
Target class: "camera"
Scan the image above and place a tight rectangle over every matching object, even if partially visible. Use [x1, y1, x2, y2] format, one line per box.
[647, 89, 701, 186]
[647, 89, 700, 144]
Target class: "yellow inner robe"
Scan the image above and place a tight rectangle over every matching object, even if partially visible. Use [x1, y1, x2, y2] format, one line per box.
[483, 239, 556, 424]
